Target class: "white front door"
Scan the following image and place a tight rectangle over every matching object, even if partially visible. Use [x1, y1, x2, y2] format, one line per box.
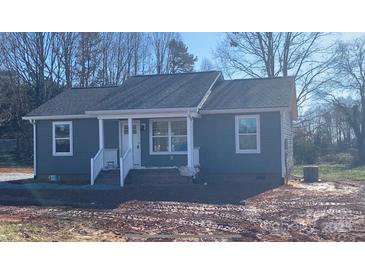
[119, 120, 141, 167]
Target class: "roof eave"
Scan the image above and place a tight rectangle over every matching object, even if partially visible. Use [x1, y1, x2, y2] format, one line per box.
[22, 114, 92, 121]
[200, 107, 291, 115]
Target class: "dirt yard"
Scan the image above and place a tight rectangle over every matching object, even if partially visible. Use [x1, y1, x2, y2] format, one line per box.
[0, 179, 364, 241]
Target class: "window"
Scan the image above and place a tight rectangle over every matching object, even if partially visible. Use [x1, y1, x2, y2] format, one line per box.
[123, 124, 137, 134]
[150, 119, 187, 154]
[53, 121, 73, 156]
[235, 115, 260, 153]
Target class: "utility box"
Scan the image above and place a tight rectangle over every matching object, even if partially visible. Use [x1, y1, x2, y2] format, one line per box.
[303, 166, 319, 182]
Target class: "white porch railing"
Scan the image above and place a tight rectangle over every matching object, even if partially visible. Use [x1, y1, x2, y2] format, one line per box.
[90, 148, 118, 185]
[90, 149, 103, 185]
[120, 148, 133, 187]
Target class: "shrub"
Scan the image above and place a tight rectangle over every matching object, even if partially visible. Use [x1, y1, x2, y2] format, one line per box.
[318, 154, 337, 164]
[318, 152, 354, 165]
[335, 153, 354, 165]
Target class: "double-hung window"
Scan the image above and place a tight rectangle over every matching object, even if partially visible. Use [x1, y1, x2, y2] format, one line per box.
[235, 115, 260, 153]
[52, 121, 73, 156]
[150, 119, 187, 154]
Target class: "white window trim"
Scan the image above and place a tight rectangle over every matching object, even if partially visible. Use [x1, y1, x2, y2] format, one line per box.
[52, 121, 73, 156]
[149, 118, 188, 155]
[235, 115, 261, 154]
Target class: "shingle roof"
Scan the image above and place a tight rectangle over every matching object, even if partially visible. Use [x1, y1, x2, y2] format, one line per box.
[88, 71, 221, 111]
[25, 72, 296, 118]
[25, 71, 221, 117]
[26, 87, 119, 116]
[201, 77, 295, 110]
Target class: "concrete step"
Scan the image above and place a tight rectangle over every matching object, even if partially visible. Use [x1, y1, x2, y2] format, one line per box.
[125, 168, 193, 186]
[95, 170, 120, 185]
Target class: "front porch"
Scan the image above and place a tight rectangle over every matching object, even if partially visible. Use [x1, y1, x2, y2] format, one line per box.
[90, 112, 200, 187]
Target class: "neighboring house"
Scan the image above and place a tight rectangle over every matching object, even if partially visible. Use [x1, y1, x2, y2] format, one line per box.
[23, 71, 297, 190]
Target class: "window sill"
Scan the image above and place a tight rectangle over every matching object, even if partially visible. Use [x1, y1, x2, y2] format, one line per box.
[235, 150, 261, 154]
[53, 153, 73, 157]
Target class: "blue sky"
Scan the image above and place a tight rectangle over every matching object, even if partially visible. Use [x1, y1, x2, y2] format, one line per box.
[180, 32, 365, 70]
[180, 32, 224, 68]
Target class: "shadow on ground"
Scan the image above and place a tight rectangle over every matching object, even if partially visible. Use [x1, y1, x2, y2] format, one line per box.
[0, 180, 280, 208]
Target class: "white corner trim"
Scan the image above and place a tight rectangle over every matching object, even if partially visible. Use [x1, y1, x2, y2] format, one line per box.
[149, 118, 188, 155]
[32, 121, 37, 176]
[52, 121, 73, 157]
[197, 72, 222, 110]
[280, 110, 286, 178]
[235, 114, 261, 154]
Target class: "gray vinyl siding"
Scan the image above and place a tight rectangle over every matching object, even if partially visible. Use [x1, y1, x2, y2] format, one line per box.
[104, 120, 119, 149]
[194, 112, 282, 175]
[36, 119, 99, 176]
[140, 118, 187, 167]
[35, 112, 283, 178]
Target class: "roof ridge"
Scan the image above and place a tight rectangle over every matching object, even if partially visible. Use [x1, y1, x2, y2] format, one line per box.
[130, 70, 220, 78]
[223, 76, 295, 82]
[71, 85, 119, 90]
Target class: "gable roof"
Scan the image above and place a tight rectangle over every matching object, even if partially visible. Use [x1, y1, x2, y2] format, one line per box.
[89, 71, 221, 112]
[201, 77, 296, 110]
[26, 71, 221, 117]
[24, 71, 296, 119]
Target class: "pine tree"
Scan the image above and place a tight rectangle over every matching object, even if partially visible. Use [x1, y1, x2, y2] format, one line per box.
[168, 39, 197, 73]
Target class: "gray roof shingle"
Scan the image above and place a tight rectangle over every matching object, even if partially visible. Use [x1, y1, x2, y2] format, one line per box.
[88, 71, 221, 111]
[26, 71, 221, 117]
[201, 77, 295, 110]
[25, 72, 295, 117]
[26, 87, 119, 116]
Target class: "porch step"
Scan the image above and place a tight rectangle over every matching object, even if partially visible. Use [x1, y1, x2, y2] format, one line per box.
[125, 168, 193, 186]
[95, 170, 120, 185]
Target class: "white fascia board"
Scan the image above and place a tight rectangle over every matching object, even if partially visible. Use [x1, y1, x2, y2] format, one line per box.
[97, 112, 198, 120]
[23, 114, 91, 120]
[200, 107, 290, 115]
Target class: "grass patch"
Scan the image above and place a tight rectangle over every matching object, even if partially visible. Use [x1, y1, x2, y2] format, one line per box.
[0, 221, 49, 241]
[293, 164, 365, 181]
[0, 152, 32, 168]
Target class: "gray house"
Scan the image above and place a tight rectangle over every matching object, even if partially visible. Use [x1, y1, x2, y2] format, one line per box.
[23, 71, 297, 189]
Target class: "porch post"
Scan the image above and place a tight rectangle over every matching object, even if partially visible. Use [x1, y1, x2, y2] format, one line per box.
[128, 118, 133, 163]
[187, 115, 194, 169]
[98, 118, 104, 150]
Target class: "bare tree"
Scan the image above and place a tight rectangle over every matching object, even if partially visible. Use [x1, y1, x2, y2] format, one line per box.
[76, 32, 101, 87]
[215, 32, 333, 106]
[53, 32, 78, 88]
[327, 37, 365, 164]
[200, 57, 215, 71]
[151, 32, 179, 74]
